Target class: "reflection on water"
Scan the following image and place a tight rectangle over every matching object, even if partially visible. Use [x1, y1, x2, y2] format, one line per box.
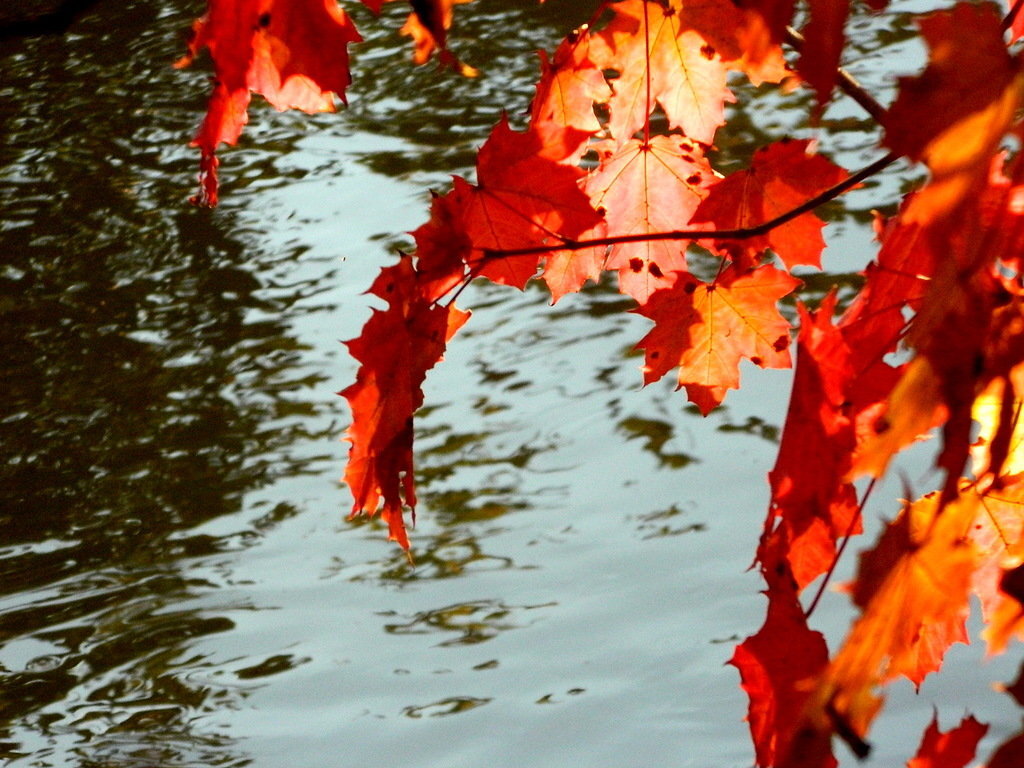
[383, 599, 553, 646]
[0, 2, 337, 764]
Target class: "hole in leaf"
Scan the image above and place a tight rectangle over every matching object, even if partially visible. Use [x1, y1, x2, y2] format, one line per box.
[629, 258, 644, 273]
[649, 262, 663, 278]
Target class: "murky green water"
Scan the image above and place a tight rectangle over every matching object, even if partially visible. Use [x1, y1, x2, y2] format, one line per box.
[0, 1, 1020, 765]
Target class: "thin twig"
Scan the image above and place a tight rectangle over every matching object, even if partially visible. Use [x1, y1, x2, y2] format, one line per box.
[783, 26, 890, 124]
[804, 478, 877, 618]
[1004, 0, 1024, 31]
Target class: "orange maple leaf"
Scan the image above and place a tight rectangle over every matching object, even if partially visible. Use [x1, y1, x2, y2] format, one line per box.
[791, 492, 979, 760]
[589, 0, 734, 145]
[636, 263, 799, 415]
[529, 31, 612, 163]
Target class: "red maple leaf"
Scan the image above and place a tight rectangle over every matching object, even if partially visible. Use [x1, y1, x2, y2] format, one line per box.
[584, 135, 714, 303]
[730, 566, 834, 768]
[906, 714, 988, 768]
[762, 294, 886, 591]
[636, 263, 800, 415]
[798, 0, 850, 105]
[693, 139, 849, 270]
[341, 256, 470, 549]
[454, 117, 604, 289]
[178, 0, 361, 205]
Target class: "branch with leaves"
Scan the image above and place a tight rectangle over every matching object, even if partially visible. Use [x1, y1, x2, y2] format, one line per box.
[178, 1, 1024, 766]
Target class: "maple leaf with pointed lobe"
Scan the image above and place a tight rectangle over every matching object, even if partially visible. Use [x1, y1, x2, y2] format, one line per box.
[589, 0, 734, 145]
[693, 139, 849, 271]
[410, 118, 603, 297]
[636, 263, 799, 415]
[730, 546, 834, 768]
[529, 31, 612, 163]
[341, 256, 470, 549]
[906, 714, 988, 768]
[178, 0, 361, 205]
[583, 135, 714, 303]
[884, 2, 1023, 224]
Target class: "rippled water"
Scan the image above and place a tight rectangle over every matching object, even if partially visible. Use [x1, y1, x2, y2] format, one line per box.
[0, 1, 1020, 766]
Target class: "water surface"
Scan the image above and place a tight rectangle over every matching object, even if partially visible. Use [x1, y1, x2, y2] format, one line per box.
[0, 1, 1020, 766]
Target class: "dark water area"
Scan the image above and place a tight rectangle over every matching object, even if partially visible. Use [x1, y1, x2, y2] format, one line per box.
[0, 1, 1020, 766]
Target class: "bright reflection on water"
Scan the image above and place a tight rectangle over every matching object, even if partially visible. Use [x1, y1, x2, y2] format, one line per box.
[0, 1, 1020, 766]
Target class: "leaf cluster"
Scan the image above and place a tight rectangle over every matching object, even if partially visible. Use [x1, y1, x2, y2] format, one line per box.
[178, 1, 1024, 765]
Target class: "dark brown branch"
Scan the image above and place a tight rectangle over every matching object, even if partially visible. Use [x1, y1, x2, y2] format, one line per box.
[783, 26, 889, 124]
[479, 151, 899, 261]
[1004, 0, 1024, 31]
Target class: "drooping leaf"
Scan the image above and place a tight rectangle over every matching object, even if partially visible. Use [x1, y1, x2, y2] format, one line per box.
[732, 541, 834, 768]
[798, 0, 850, 106]
[693, 139, 849, 271]
[762, 293, 901, 591]
[177, 0, 361, 205]
[906, 714, 988, 768]
[341, 256, 470, 549]
[636, 263, 800, 415]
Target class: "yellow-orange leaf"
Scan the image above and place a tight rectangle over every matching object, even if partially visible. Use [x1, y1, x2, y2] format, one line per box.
[791, 492, 978, 759]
